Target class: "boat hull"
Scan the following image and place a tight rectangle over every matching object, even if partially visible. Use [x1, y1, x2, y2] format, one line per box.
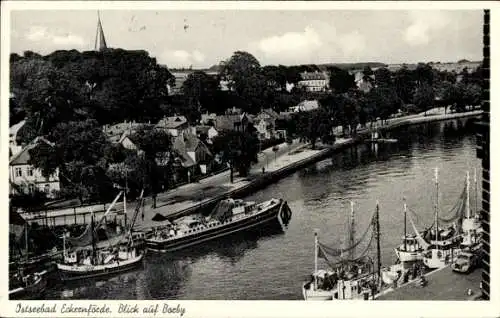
[302, 283, 333, 300]
[56, 253, 144, 281]
[9, 271, 48, 300]
[146, 200, 290, 252]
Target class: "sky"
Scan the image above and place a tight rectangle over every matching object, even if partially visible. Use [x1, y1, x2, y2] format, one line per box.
[10, 10, 483, 68]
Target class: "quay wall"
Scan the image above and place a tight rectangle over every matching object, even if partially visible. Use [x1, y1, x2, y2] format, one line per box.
[23, 111, 482, 228]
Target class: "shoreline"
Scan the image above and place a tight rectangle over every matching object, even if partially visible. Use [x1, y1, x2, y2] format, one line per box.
[20, 110, 482, 229]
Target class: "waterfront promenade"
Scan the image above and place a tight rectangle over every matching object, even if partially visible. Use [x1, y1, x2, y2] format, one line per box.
[20, 108, 482, 229]
[376, 266, 482, 300]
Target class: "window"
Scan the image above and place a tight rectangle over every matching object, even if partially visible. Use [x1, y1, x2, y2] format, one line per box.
[15, 167, 22, 177]
[27, 167, 34, 177]
[44, 184, 50, 194]
[28, 184, 35, 194]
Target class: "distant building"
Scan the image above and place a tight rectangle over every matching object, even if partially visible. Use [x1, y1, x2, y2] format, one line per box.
[156, 115, 189, 137]
[215, 113, 252, 132]
[9, 137, 60, 198]
[172, 132, 213, 174]
[254, 118, 275, 140]
[298, 71, 328, 92]
[9, 120, 25, 157]
[288, 100, 320, 113]
[352, 71, 374, 93]
[103, 121, 151, 143]
[201, 113, 217, 126]
[194, 125, 219, 143]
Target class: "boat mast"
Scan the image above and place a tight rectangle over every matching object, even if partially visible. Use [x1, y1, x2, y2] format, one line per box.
[434, 168, 439, 245]
[314, 230, 318, 290]
[403, 198, 407, 251]
[466, 171, 471, 219]
[375, 201, 381, 288]
[349, 201, 355, 260]
[91, 209, 96, 265]
[474, 168, 478, 216]
[25, 222, 28, 261]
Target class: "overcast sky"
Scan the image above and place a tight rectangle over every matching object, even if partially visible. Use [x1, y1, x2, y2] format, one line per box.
[10, 10, 483, 68]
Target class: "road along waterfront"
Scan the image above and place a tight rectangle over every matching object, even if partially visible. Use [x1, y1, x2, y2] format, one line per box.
[44, 117, 481, 299]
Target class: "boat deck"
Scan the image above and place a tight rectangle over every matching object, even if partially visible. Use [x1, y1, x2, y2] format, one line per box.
[376, 265, 482, 300]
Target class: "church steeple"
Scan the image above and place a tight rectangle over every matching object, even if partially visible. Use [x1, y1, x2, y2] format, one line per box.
[94, 11, 108, 51]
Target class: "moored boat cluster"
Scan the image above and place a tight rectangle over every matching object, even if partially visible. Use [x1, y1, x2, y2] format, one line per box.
[302, 168, 483, 301]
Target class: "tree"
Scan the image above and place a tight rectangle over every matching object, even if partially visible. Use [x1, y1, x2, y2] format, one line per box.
[130, 126, 172, 207]
[414, 63, 434, 86]
[181, 70, 219, 111]
[394, 66, 416, 104]
[413, 83, 435, 115]
[212, 127, 259, 181]
[374, 67, 392, 88]
[29, 119, 113, 203]
[327, 66, 356, 93]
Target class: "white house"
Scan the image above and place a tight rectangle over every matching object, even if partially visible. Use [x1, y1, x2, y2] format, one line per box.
[9, 137, 61, 198]
[298, 71, 329, 92]
[288, 100, 320, 113]
[254, 118, 275, 140]
[9, 120, 25, 157]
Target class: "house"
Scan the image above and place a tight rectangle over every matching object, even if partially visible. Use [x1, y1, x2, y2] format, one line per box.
[156, 115, 189, 137]
[9, 137, 60, 198]
[215, 113, 253, 132]
[288, 100, 320, 113]
[9, 120, 25, 157]
[298, 71, 329, 92]
[201, 112, 217, 126]
[254, 118, 274, 140]
[353, 71, 374, 93]
[256, 108, 279, 122]
[194, 125, 219, 143]
[172, 132, 213, 174]
[103, 121, 150, 143]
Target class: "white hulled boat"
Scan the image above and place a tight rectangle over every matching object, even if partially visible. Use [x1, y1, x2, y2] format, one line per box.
[57, 191, 146, 281]
[302, 201, 381, 301]
[146, 198, 292, 252]
[394, 201, 425, 262]
[422, 168, 462, 269]
[460, 170, 483, 250]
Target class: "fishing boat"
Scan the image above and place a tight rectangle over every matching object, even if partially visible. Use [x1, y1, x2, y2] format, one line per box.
[394, 201, 425, 262]
[460, 170, 483, 250]
[302, 201, 382, 301]
[422, 168, 462, 269]
[8, 214, 48, 299]
[9, 269, 48, 300]
[146, 198, 292, 252]
[56, 191, 146, 281]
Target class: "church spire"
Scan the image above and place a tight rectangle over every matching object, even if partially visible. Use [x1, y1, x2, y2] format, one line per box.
[95, 11, 108, 51]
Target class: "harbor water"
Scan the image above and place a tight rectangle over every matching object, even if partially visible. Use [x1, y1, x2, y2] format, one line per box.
[45, 118, 481, 300]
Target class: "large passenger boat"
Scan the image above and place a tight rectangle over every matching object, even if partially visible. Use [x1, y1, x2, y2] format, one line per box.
[145, 198, 292, 252]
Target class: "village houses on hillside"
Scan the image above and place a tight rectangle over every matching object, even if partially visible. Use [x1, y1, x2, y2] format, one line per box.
[9, 137, 61, 199]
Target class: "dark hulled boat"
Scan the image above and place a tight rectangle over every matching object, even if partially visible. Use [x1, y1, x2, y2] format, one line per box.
[146, 198, 292, 252]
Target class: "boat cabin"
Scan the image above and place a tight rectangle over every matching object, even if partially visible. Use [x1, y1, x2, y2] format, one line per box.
[398, 234, 423, 252]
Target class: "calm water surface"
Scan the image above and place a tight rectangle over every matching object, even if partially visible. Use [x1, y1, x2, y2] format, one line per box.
[46, 118, 481, 300]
